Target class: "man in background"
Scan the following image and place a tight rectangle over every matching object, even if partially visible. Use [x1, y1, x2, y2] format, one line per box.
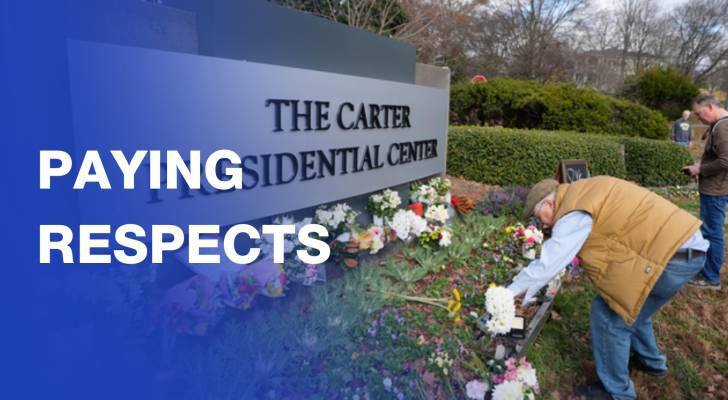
[683, 94, 728, 290]
[672, 110, 692, 148]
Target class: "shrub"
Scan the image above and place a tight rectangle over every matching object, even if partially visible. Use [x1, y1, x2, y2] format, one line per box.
[450, 79, 669, 139]
[447, 126, 692, 186]
[447, 127, 627, 186]
[621, 137, 694, 186]
[622, 66, 699, 120]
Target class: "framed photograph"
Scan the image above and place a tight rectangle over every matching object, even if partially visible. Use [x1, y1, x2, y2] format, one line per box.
[555, 160, 590, 183]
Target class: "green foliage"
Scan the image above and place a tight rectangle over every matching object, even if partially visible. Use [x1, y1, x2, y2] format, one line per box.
[451, 79, 669, 139]
[447, 126, 627, 186]
[622, 66, 699, 119]
[621, 137, 694, 186]
[672, 354, 705, 397]
[447, 126, 693, 186]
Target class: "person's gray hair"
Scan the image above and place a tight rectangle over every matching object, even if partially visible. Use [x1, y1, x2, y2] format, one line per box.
[693, 93, 722, 107]
[534, 191, 556, 213]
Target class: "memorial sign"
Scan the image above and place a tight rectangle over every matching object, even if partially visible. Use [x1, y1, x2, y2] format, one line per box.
[67, 40, 449, 226]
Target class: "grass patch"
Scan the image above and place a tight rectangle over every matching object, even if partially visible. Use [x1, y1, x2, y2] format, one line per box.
[673, 199, 700, 216]
[527, 280, 596, 395]
[671, 353, 705, 397]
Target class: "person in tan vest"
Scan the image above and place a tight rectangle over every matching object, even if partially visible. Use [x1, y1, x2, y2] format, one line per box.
[509, 176, 709, 400]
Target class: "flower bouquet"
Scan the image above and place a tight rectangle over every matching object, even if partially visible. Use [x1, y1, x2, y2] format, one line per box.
[490, 357, 540, 400]
[483, 285, 516, 335]
[410, 177, 451, 206]
[509, 224, 544, 260]
[387, 209, 429, 242]
[418, 225, 452, 249]
[367, 189, 401, 225]
[315, 202, 359, 238]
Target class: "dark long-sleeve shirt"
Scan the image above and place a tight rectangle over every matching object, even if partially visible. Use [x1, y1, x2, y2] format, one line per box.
[672, 118, 692, 143]
[700, 117, 728, 195]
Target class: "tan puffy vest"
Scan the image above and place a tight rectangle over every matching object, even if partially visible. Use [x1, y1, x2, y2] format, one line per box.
[554, 176, 701, 325]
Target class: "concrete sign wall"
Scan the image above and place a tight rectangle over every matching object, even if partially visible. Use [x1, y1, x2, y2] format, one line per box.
[67, 40, 449, 226]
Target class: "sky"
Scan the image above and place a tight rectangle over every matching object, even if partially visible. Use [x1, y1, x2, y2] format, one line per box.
[591, 0, 687, 12]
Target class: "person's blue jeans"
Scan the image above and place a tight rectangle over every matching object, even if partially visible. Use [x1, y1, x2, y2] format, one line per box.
[700, 193, 728, 284]
[590, 252, 705, 399]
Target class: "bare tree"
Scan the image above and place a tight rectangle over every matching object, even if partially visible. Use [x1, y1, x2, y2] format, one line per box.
[274, 0, 410, 36]
[613, 0, 661, 83]
[494, 0, 588, 80]
[667, 0, 728, 83]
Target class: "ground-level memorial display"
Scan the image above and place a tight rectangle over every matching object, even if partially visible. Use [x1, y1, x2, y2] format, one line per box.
[22, 1, 568, 399]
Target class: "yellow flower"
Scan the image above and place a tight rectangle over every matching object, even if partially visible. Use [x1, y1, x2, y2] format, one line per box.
[505, 226, 513, 234]
[489, 282, 497, 289]
[417, 335, 426, 345]
[452, 302, 462, 313]
[453, 288, 461, 302]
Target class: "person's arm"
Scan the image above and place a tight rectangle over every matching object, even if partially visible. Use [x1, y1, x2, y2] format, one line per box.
[700, 124, 728, 177]
[507, 212, 592, 303]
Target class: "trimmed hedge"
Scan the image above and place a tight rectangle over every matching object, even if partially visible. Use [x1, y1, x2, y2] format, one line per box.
[447, 126, 692, 186]
[450, 79, 670, 139]
[621, 137, 694, 186]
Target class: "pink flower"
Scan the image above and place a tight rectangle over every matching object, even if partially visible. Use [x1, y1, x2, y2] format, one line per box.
[527, 237, 536, 245]
[571, 256, 581, 266]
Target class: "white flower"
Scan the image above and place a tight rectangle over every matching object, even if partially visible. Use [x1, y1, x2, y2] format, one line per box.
[517, 366, 539, 389]
[383, 377, 392, 391]
[371, 194, 383, 203]
[492, 380, 525, 400]
[439, 228, 452, 247]
[466, 380, 489, 400]
[316, 203, 357, 232]
[389, 210, 413, 240]
[273, 215, 295, 225]
[408, 213, 429, 237]
[382, 189, 401, 208]
[485, 286, 516, 335]
[425, 204, 449, 224]
[283, 238, 295, 254]
[388, 209, 429, 240]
